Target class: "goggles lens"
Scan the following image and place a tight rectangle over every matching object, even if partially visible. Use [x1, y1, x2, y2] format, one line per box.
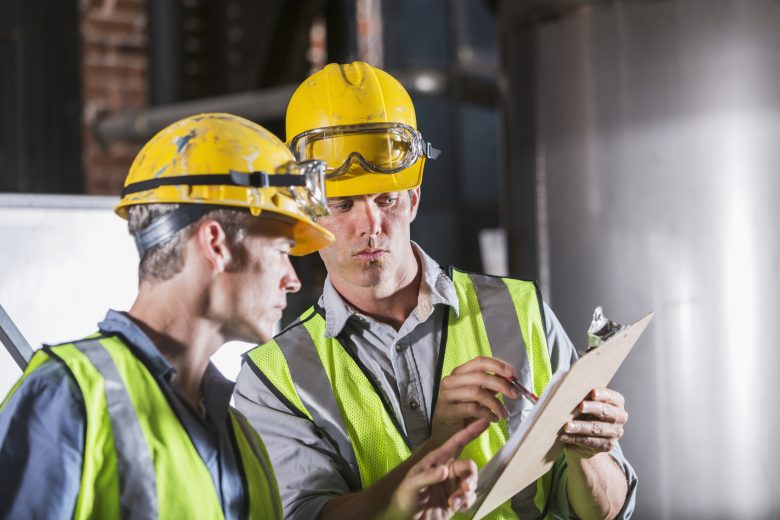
[290, 123, 439, 178]
[280, 159, 329, 219]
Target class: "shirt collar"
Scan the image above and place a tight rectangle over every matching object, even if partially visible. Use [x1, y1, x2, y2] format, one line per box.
[319, 242, 460, 338]
[99, 309, 175, 379]
[200, 363, 235, 424]
[98, 309, 235, 423]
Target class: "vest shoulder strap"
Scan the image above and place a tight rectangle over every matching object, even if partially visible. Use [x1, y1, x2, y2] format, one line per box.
[449, 268, 552, 395]
[47, 335, 158, 519]
[243, 307, 319, 422]
[229, 409, 283, 520]
[47, 334, 228, 519]
[445, 268, 554, 518]
[245, 305, 412, 488]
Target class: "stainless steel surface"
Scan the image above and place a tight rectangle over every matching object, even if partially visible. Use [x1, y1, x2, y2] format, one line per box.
[501, 0, 780, 518]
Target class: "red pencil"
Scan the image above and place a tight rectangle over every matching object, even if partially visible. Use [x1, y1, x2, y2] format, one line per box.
[505, 376, 538, 403]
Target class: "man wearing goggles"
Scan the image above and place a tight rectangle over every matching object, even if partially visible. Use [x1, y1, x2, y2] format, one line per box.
[0, 113, 482, 519]
[236, 63, 638, 520]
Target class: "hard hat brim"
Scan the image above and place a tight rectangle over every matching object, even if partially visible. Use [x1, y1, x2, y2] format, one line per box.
[290, 215, 334, 256]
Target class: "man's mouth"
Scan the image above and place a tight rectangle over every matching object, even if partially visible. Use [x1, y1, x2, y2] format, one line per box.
[353, 248, 387, 261]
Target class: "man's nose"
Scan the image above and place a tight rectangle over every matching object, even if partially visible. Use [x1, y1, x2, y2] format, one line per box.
[282, 261, 301, 293]
[358, 201, 382, 237]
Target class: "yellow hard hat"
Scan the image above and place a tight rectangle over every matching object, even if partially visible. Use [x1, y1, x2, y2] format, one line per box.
[286, 62, 440, 198]
[115, 113, 334, 256]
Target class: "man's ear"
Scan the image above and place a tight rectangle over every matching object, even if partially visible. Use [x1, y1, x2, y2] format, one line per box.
[194, 219, 231, 273]
[408, 187, 421, 222]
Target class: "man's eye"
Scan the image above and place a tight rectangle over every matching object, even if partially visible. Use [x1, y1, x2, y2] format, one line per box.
[329, 201, 352, 212]
[377, 196, 397, 206]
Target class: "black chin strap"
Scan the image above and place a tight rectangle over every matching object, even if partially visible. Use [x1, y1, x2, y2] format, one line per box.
[121, 172, 306, 197]
[134, 204, 218, 258]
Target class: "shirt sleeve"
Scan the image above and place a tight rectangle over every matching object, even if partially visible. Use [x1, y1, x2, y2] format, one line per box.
[0, 358, 85, 519]
[541, 302, 638, 519]
[233, 362, 356, 520]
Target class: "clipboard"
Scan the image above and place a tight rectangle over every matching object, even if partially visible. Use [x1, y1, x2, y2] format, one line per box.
[470, 311, 654, 519]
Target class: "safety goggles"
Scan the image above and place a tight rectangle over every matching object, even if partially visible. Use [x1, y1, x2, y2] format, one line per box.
[288, 122, 441, 178]
[121, 159, 329, 220]
[124, 159, 329, 258]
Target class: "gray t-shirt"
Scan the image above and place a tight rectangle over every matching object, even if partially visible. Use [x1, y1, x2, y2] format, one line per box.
[234, 243, 637, 519]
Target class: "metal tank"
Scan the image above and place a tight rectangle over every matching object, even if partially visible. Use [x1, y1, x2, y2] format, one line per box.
[498, 1, 780, 518]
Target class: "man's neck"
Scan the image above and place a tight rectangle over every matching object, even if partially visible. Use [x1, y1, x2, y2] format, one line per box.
[330, 246, 422, 331]
[128, 281, 223, 407]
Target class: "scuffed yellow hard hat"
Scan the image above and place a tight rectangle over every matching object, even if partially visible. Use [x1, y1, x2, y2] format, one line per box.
[116, 113, 334, 255]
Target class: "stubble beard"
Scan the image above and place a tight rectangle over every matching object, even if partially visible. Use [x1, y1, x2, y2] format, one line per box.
[356, 258, 386, 287]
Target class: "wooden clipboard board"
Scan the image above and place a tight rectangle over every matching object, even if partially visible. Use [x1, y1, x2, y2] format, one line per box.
[470, 311, 654, 519]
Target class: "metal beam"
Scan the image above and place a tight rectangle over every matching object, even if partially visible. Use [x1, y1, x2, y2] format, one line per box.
[95, 68, 498, 143]
[0, 304, 33, 371]
[95, 85, 297, 143]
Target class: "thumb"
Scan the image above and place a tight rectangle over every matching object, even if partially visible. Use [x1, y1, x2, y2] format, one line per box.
[404, 463, 449, 493]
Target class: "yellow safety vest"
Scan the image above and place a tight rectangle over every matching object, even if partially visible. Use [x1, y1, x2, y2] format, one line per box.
[2, 334, 282, 519]
[245, 268, 555, 519]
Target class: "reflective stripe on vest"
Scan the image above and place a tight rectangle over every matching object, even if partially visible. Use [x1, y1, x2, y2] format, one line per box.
[440, 270, 554, 519]
[4, 334, 281, 520]
[246, 268, 554, 519]
[77, 339, 158, 519]
[231, 411, 284, 519]
[246, 310, 411, 489]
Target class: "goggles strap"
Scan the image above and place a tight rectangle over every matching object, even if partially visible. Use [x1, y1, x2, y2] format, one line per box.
[134, 204, 218, 258]
[121, 171, 307, 197]
[425, 143, 441, 160]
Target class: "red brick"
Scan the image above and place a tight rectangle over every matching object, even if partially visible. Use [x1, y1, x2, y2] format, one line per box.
[82, 34, 147, 52]
[82, 18, 142, 38]
[83, 51, 146, 69]
[81, 0, 149, 192]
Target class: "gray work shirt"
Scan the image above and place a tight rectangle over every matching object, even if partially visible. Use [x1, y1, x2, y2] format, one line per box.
[0, 310, 248, 519]
[234, 244, 638, 519]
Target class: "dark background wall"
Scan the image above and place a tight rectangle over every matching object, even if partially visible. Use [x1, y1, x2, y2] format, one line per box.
[0, 0, 83, 193]
[383, 0, 500, 270]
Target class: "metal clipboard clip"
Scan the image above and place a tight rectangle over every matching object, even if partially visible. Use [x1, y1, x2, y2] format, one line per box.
[587, 306, 627, 350]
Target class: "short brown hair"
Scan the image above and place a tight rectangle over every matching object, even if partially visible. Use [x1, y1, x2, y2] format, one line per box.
[127, 203, 252, 282]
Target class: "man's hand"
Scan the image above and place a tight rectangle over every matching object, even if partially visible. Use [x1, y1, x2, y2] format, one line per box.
[384, 419, 489, 520]
[560, 387, 628, 459]
[430, 357, 519, 448]
[560, 387, 630, 520]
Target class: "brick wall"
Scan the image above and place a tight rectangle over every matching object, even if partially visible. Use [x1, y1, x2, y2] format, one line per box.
[81, 0, 148, 195]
